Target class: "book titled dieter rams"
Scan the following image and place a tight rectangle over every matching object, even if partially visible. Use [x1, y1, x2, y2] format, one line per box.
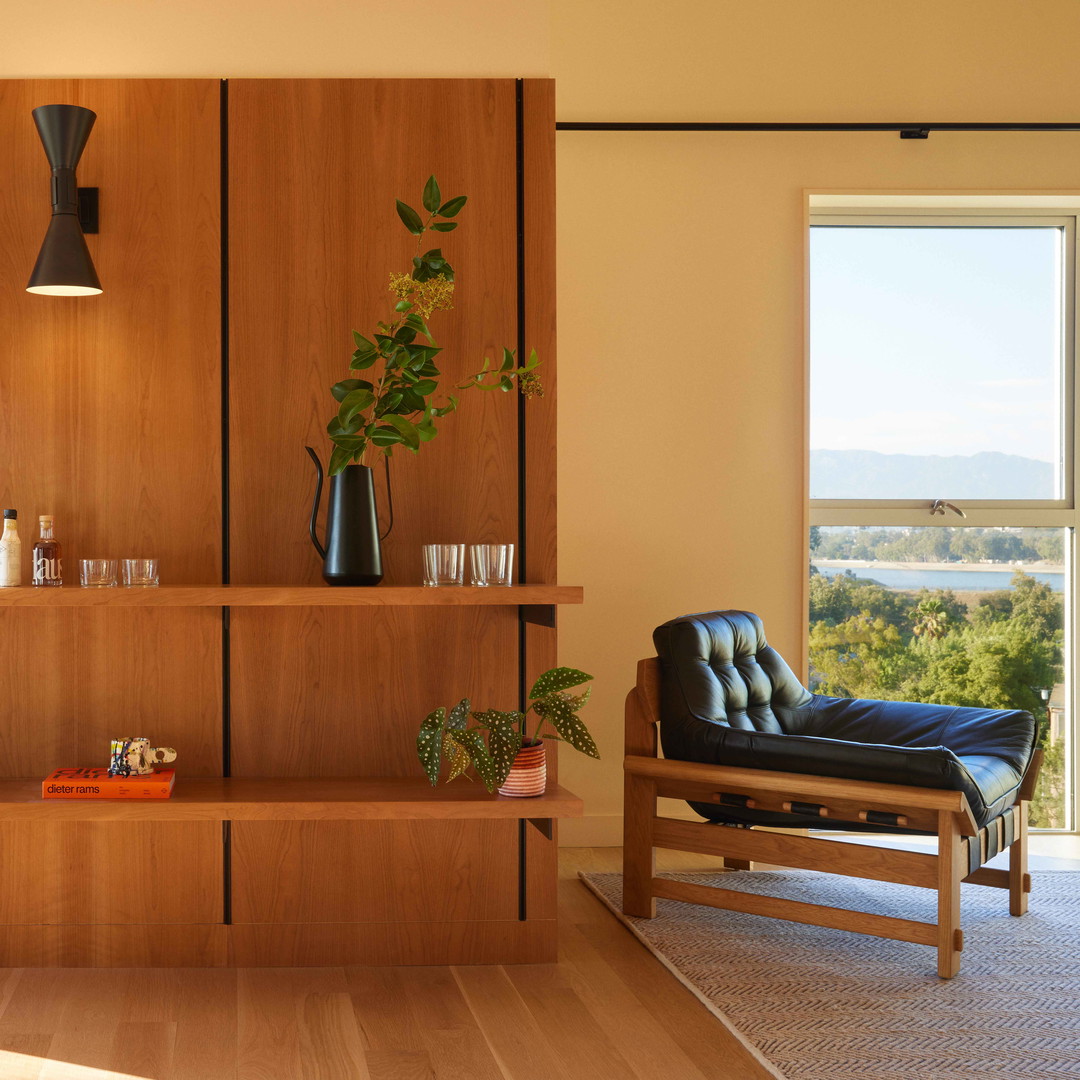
[42, 767, 176, 799]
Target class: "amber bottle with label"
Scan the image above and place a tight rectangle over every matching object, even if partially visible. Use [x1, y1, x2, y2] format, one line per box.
[32, 515, 62, 586]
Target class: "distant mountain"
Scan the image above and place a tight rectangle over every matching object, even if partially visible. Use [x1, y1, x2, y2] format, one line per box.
[810, 450, 1055, 500]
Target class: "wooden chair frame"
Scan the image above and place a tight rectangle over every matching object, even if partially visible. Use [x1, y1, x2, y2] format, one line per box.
[623, 659, 1043, 978]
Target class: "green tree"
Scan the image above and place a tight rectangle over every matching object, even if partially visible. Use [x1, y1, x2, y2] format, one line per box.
[910, 596, 950, 640]
[971, 589, 1013, 627]
[978, 531, 1028, 563]
[917, 588, 968, 625]
[808, 614, 913, 699]
[1010, 571, 1063, 633]
[808, 569, 1065, 828]
[1032, 739, 1067, 829]
[809, 572, 909, 629]
[1022, 528, 1064, 563]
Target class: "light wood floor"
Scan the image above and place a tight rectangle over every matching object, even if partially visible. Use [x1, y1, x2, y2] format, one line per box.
[0, 848, 769, 1080]
[6, 836, 1078, 1080]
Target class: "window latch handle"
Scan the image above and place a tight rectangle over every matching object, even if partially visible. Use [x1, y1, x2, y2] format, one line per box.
[929, 499, 966, 518]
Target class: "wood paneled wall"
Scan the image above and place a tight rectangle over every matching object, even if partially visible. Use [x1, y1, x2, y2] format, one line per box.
[227, 80, 544, 954]
[228, 79, 519, 587]
[0, 80, 223, 783]
[0, 80, 221, 583]
[0, 78, 559, 963]
[0, 79, 223, 944]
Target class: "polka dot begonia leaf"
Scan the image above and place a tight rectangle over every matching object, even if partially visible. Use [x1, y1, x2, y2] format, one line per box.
[416, 706, 447, 785]
[528, 667, 593, 700]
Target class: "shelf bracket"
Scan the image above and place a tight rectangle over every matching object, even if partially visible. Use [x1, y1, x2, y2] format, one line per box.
[527, 817, 553, 840]
[519, 604, 556, 628]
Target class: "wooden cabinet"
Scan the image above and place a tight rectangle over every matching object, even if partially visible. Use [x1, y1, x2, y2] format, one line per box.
[0, 77, 576, 966]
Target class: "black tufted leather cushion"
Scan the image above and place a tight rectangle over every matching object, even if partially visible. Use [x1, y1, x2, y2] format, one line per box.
[654, 610, 1036, 830]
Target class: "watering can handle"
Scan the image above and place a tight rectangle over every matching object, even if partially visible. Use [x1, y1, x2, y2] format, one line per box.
[304, 446, 327, 559]
[379, 454, 394, 542]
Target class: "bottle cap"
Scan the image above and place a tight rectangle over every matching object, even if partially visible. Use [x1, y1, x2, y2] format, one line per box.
[39, 514, 53, 525]
[2, 509, 15, 520]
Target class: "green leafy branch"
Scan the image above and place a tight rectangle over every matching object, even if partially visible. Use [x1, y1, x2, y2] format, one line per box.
[416, 667, 598, 794]
[327, 175, 541, 476]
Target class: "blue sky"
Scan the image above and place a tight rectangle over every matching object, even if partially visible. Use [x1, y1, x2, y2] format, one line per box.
[810, 225, 1062, 469]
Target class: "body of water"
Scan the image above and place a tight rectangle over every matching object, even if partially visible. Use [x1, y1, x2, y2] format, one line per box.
[813, 564, 1065, 593]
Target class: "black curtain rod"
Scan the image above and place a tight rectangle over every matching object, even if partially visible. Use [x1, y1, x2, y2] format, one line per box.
[556, 122, 1080, 137]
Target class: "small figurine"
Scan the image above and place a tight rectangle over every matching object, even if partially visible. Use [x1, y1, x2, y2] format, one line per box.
[108, 738, 177, 777]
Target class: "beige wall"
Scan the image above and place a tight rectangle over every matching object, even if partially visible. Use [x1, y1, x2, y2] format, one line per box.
[0, 0, 550, 77]
[4, 0, 1080, 842]
[553, 0, 1080, 121]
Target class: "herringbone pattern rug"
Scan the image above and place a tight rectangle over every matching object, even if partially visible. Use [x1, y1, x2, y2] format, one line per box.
[580, 870, 1080, 1079]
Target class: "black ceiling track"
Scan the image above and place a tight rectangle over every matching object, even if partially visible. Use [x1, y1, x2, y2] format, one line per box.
[556, 122, 1080, 138]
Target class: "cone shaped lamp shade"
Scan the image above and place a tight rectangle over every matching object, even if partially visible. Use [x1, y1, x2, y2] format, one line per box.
[26, 104, 102, 296]
[27, 214, 101, 295]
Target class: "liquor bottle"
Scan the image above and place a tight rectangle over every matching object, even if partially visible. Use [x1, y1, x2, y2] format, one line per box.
[0, 510, 21, 587]
[32, 515, 62, 587]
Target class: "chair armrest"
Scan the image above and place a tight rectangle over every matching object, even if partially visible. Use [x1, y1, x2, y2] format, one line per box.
[1018, 748, 1044, 802]
[624, 754, 977, 833]
[625, 755, 966, 811]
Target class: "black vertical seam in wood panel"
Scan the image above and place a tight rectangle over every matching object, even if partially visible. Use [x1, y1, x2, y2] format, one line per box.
[516, 77, 528, 640]
[220, 79, 231, 591]
[515, 79, 528, 923]
[220, 78, 232, 778]
[222, 819, 232, 925]
[220, 79, 233, 926]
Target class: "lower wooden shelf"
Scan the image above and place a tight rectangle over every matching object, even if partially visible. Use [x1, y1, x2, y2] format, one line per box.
[0, 777, 583, 821]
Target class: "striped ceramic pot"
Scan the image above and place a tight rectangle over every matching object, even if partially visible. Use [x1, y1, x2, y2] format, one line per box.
[498, 740, 546, 798]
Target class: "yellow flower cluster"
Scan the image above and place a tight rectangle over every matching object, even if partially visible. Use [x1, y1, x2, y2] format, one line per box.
[518, 371, 544, 399]
[388, 273, 456, 319]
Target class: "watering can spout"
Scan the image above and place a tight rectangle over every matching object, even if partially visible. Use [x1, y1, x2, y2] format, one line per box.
[305, 446, 327, 559]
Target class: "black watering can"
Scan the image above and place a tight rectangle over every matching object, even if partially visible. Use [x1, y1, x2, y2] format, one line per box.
[305, 448, 392, 586]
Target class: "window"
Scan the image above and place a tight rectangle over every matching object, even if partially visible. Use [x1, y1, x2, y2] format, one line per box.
[808, 199, 1077, 831]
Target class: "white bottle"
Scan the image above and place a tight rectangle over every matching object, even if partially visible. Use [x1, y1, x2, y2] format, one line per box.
[0, 510, 22, 587]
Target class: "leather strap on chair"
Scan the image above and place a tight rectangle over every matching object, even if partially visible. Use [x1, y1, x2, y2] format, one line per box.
[1003, 807, 1016, 849]
[967, 807, 1017, 876]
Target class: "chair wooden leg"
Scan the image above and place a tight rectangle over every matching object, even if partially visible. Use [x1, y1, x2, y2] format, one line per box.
[937, 809, 963, 979]
[1009, 805, 1029, 916]
[623, 774, 656, 917]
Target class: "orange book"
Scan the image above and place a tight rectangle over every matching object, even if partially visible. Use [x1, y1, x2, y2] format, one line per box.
[42, 768, 176, 800]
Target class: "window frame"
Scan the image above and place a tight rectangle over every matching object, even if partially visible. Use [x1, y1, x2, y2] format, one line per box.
[809, 207, 1077, 519]
[808, 201, 1080, 833]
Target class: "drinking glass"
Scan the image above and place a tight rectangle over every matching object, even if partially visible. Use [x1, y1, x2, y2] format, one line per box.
[469, 543, 514, 587]
[80, 559, 118, 587]
[422, 544, 465, 586]
[122, 558, 159, 587]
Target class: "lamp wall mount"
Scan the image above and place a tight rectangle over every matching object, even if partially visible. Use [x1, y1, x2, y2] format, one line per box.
[78, 188, 99, 234]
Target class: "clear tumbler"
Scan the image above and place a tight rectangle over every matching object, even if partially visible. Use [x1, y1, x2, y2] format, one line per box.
[469, 543, 514, 586]
[422, 544, 465, 586]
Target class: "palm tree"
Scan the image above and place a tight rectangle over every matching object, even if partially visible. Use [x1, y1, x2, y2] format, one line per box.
[911, 597, 949, 640]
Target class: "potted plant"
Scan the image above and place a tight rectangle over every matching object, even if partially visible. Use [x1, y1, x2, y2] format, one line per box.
[416, 667, 599, 797]
[306, 175, 541, 585]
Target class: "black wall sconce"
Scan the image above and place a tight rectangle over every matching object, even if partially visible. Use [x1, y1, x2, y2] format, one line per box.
[26, 104, 102, 296]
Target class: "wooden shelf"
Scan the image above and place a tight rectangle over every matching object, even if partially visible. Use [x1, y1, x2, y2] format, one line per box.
[0, 585, 583, 608]
[0, 778, 584, 821]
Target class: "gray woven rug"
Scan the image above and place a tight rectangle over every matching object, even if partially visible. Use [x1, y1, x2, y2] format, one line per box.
[580, 870, 1080, 1080]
